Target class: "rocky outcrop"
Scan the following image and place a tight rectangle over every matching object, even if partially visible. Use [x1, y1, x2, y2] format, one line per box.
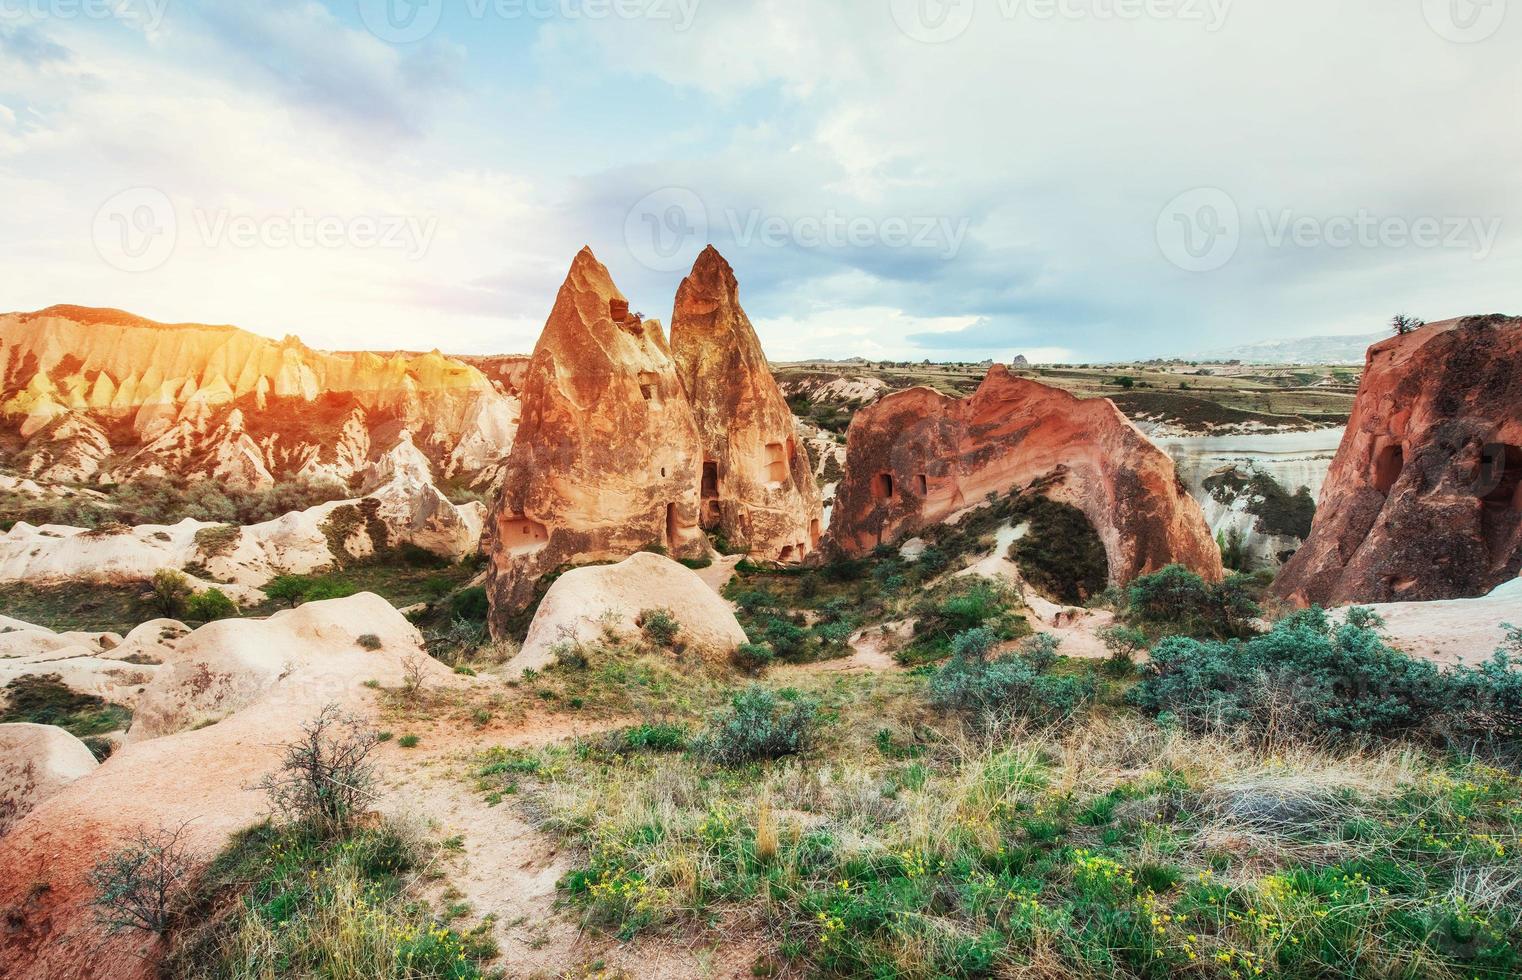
[0, 724, 99, 835]
[0, 594, 456, 980]
[0, 306, 520, 488]
[1274, 316, 1522, 606]
[671, 247, 823, 561]
[507, 552, 747, 677]
[1154, 428, 1343, 568]
[0, 435, 484, 594]
[829, 365, 1223, 584]
[483, 249, 707, 627]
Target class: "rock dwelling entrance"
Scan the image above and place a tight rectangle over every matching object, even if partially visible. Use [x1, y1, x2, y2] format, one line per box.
[1480, 444, 1522, 509]
[872, 472, 894, 500]
[765, 443, 787, 484]
[666, 502, 678, 549]
[1372, 444, 1404, 495]
[701, 461, 719, 498]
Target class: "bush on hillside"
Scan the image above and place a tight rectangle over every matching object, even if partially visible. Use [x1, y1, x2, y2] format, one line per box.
[1125, 564, 1260, 639]
[691, 685, 819, 766]
[1131, 609, 1522, 752]
[1006, 495, 1109, 604]
[930, 631, 1093, 727]
[185, 588, 238, 623]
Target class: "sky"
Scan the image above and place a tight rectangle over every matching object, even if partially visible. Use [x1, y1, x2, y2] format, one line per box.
[0, 0, 1517, 363]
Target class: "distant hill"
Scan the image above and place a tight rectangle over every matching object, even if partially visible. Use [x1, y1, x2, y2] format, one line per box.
[1200, 332, 1385, 364]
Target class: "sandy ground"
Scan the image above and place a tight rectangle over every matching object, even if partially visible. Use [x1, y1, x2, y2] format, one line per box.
[375, 710, 763, 979]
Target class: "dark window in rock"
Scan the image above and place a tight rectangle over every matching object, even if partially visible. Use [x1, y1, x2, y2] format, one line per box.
[872, 472, 895, 499]
[916, 474, 928, 495]
[1480, 443, 1522, 509]
[702, 460, 719, 498]
[779, 544, 795, 561]
[665, 503, 678, 549]
[1372, 444, 1403, 494]
[809, 518, 821, 549]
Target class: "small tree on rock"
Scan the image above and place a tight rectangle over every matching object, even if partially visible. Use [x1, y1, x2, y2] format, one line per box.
[257, 704, 379, 836]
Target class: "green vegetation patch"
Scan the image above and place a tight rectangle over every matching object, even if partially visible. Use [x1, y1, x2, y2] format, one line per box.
[1, 673, 132, 738]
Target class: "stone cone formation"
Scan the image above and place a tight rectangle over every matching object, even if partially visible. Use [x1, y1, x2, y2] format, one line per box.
[1274, 316, 1522, 607]
[483, 248, 707, 628]
[671, 246, 824, 561]
[0, 306, 519, 487]
[829, 365, 1224, 584]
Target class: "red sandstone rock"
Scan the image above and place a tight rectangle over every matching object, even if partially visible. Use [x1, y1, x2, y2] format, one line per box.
[671, 247, 824, 562]
[1274, 316, 1522, 607]
[484, 248, 706, 626]
[829, 365, 1223, 584]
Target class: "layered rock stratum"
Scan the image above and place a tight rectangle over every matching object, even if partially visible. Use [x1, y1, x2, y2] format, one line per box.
[483, 248, 706, 627]
[0, 306, 519, 487]
[829, 365, 1224, 583]
[1274, 316, 1522, 606]
[671, 247, 823, 561]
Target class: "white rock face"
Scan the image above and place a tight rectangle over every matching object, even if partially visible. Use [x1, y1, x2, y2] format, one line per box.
[1331, 577, 1522, 667]
[126, 592, 446, 741]
[0, 435, 483, 594]
[1151, 428, 1344, 567]
[0, 617, 177, 709]
[0, 724, 99, 835]
[511, 552, 748, 678]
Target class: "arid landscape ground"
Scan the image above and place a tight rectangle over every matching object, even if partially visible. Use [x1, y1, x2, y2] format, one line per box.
[2, 248, 1520, 979]
[3, 4, 1520, 977]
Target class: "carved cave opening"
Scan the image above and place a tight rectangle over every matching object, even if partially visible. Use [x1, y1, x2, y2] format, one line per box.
[872, 472, 895, 500]
[701, 460, 719, 498]
[765, 442, 787, 484]
[1372, 444, 1404, 495]
[1480, 443, 1522, 509]
[500, 514, 549, 554]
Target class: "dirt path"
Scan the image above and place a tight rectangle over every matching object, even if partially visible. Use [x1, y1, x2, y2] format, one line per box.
[375, 711, 760, 979]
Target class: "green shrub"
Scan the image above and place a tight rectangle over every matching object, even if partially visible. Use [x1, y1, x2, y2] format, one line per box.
[398, 734, 421, 749]
[193, 524, 241, 559]
[1006, 495, 1109, 603]
[1125, 565, 1260, 639]
[396, 543, 451, 569]
[1, 673, 132, 737]
[732, 641, 776, 674]
[356, 634, 383, 651]
[185, 588, 238, 623]
[1129, 608, 1522, 749]
[762, 617, 809, 659]
[951, 626, 1000, 662]
[639, 608, 681, 648]
[142, 569, 194, 618]
[619, 723, 688, 753]
[691, 685, 819, 766]
[929, 646, 1093, 726]
[450, 586, 489, 622]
